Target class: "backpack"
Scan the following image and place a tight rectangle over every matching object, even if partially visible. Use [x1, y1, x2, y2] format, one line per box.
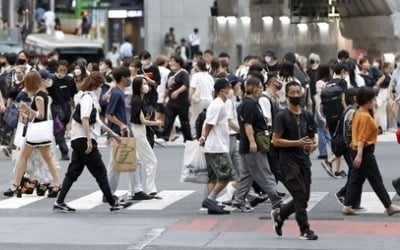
[72, 93, 97, 125]
[331, 106, 355, 157]
[320, 78, 345, 125]
[195, 109, 207, 139]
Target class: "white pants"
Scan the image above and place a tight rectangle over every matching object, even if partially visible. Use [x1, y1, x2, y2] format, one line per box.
[377, 88, 388, 130]
[107, 151, 143, 195]
[131, 124, 158, 193]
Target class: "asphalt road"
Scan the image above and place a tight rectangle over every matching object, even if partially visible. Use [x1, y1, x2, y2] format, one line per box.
[0, 136, 399, 250]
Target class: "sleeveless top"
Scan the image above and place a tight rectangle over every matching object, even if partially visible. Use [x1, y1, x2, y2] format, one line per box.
[31, 90, 49, 122]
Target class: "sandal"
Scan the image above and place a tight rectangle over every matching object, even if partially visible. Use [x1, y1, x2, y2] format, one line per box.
[3, 183, 22, 198]
[36, 183, 50, 196]
[47, 185, 61, 198]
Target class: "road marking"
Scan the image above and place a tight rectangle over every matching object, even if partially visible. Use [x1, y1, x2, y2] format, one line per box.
[128, 228, 165, 249]
[358, 192, 396, 214]
[128, 190, 194, 210]
[0, 195, 46, 209]
[67, 190, 128, 210]
[281, 191, 329, 212]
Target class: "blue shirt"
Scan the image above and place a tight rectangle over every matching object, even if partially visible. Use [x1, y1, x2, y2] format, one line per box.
[106, 87, 127, 135]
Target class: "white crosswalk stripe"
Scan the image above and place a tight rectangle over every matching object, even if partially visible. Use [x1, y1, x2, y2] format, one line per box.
[0, 195, 46, 209]
[358, 192, 396, 214]
[128, 190, 195, 210]
[67, 190, 129, 210]
[0, 190, 397, 213]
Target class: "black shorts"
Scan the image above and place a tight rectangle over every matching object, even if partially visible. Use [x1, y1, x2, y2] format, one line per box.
[155, 103, 165, 114]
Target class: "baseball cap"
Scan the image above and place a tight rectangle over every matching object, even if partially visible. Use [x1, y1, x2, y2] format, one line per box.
[38, 69, 53, 79]
[265, 49, 277, 58]
[226, 74, 239, 86]
[214, 77, 231, 93]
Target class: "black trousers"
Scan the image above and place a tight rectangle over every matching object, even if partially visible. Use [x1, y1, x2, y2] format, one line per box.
[344, 145, 392, 208]
[163, 104, 192, 142]
[56, 138, 115, 206]
[279, 162, 311, 233]
[337, 148, 363, 207]
[52, 103, 71, 155]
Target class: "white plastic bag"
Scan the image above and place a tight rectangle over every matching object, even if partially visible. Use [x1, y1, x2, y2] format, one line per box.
[180, 141, 208, 184]
[13, 122, 26, 148]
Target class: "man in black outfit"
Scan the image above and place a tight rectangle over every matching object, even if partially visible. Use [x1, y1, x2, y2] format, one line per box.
[271, 81, 318, 240]
[46, 60, 77, 160]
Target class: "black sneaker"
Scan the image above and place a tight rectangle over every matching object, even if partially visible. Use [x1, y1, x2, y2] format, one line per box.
[61, 154, 70, 161]
[317, 155, 328, 160]
[334, 171, 347, 179]
[249, 196, 268, 208]
[102, 195, 119, 203]
[130, 191, 154, 200]
[299, 229, 318, 240]
[270, 209, 283, 236]
[231, 203, 254, 213]
[334, 193, 345, 206]
[53, 202, 76, 213]
[110, 201, 133, 212]
[321, 160, 335, 178]
[392, 179, 400, 196]
[202, 198, 229, 214]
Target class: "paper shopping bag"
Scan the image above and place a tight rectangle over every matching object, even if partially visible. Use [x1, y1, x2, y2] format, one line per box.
[112, 137, 137, 172]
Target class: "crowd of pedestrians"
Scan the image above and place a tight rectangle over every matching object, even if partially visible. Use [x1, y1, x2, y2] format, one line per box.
[1, 42, 400, 240]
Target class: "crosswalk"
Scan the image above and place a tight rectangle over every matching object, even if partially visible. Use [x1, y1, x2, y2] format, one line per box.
[0, 190, 397, 214]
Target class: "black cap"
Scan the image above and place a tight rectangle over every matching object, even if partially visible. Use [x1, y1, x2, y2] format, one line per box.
[265, 49, 277, 58]
[38, 69, 53, 79]
[214, 77, 230, 93]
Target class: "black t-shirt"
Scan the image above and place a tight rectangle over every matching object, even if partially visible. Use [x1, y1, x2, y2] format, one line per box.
[273, 108, 316, 168]
[130, 96, 145, 124]
[47, 75, 77, 105]
[166, 69, 190, 108]
[238, 97, 268, 154]
[265, 62, 280, 73]
[306, 67, 318, 96]
[380, 74, 391, 89]
[8, 81, 24, 101]
[141, 65, 161, 108]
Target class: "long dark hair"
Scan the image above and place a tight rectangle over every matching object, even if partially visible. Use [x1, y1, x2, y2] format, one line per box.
[315, 64, 331, 82]
[132, 76, 146, 98]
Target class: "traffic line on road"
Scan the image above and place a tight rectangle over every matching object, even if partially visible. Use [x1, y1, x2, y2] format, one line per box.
[358, 192, 396, 214]
[128, 227, 166, 249]
[67, 190, 128, 210]
[282, 192, 329, 212]
[128, 190, 194, 210]
[0, 195, 46, 209]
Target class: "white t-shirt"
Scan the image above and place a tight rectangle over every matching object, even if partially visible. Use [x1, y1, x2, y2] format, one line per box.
[258, 94, 272, 126]
[157, 66, 171, 103]
[189, 32, 200, 46]
[204, 97, 229, 153]
[190, 71, 214, 102]
[71, 91, 101, 141]
[225, 97, 239, 135]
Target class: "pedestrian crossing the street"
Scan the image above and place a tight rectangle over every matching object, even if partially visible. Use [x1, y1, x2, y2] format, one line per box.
[0, 190, 397, 215]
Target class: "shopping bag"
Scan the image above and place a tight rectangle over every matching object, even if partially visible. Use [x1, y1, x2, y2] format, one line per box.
[26, 120, 54, 143]
[180, 141, 208, 184]
[13, 122, 27, 148]
[112, 137, 137, 172]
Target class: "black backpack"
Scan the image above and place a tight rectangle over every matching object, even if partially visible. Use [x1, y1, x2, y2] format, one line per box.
[195, 109, 207, 139]
[72, 93, 97, 125]
[331, 106, 355, 157]
[321, 79, 346, 125]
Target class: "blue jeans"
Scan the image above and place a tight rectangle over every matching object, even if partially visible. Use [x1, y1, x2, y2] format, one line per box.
[316, 116, 331, 157]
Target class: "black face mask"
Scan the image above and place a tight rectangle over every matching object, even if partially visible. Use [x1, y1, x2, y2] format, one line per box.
[0, 62, 5, 67]
[16, 59, 26, 65]
[288, 96, 302, 106]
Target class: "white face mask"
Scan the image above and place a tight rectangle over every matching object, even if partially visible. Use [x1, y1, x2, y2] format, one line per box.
[372, 62, 379, 68]
[141, 60, 151, 68]
[74, 69, 82, 76]
[265, 56, 272, 63]
[396, 62, 400, 69]
[142, 84, 150, 94]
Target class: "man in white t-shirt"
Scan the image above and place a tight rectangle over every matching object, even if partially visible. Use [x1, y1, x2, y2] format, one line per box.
[199, 77, 234, 215]
[43, 9, 55, 34]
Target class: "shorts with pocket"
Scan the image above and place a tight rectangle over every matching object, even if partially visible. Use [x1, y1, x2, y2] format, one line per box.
[205, 153, 234, 183]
